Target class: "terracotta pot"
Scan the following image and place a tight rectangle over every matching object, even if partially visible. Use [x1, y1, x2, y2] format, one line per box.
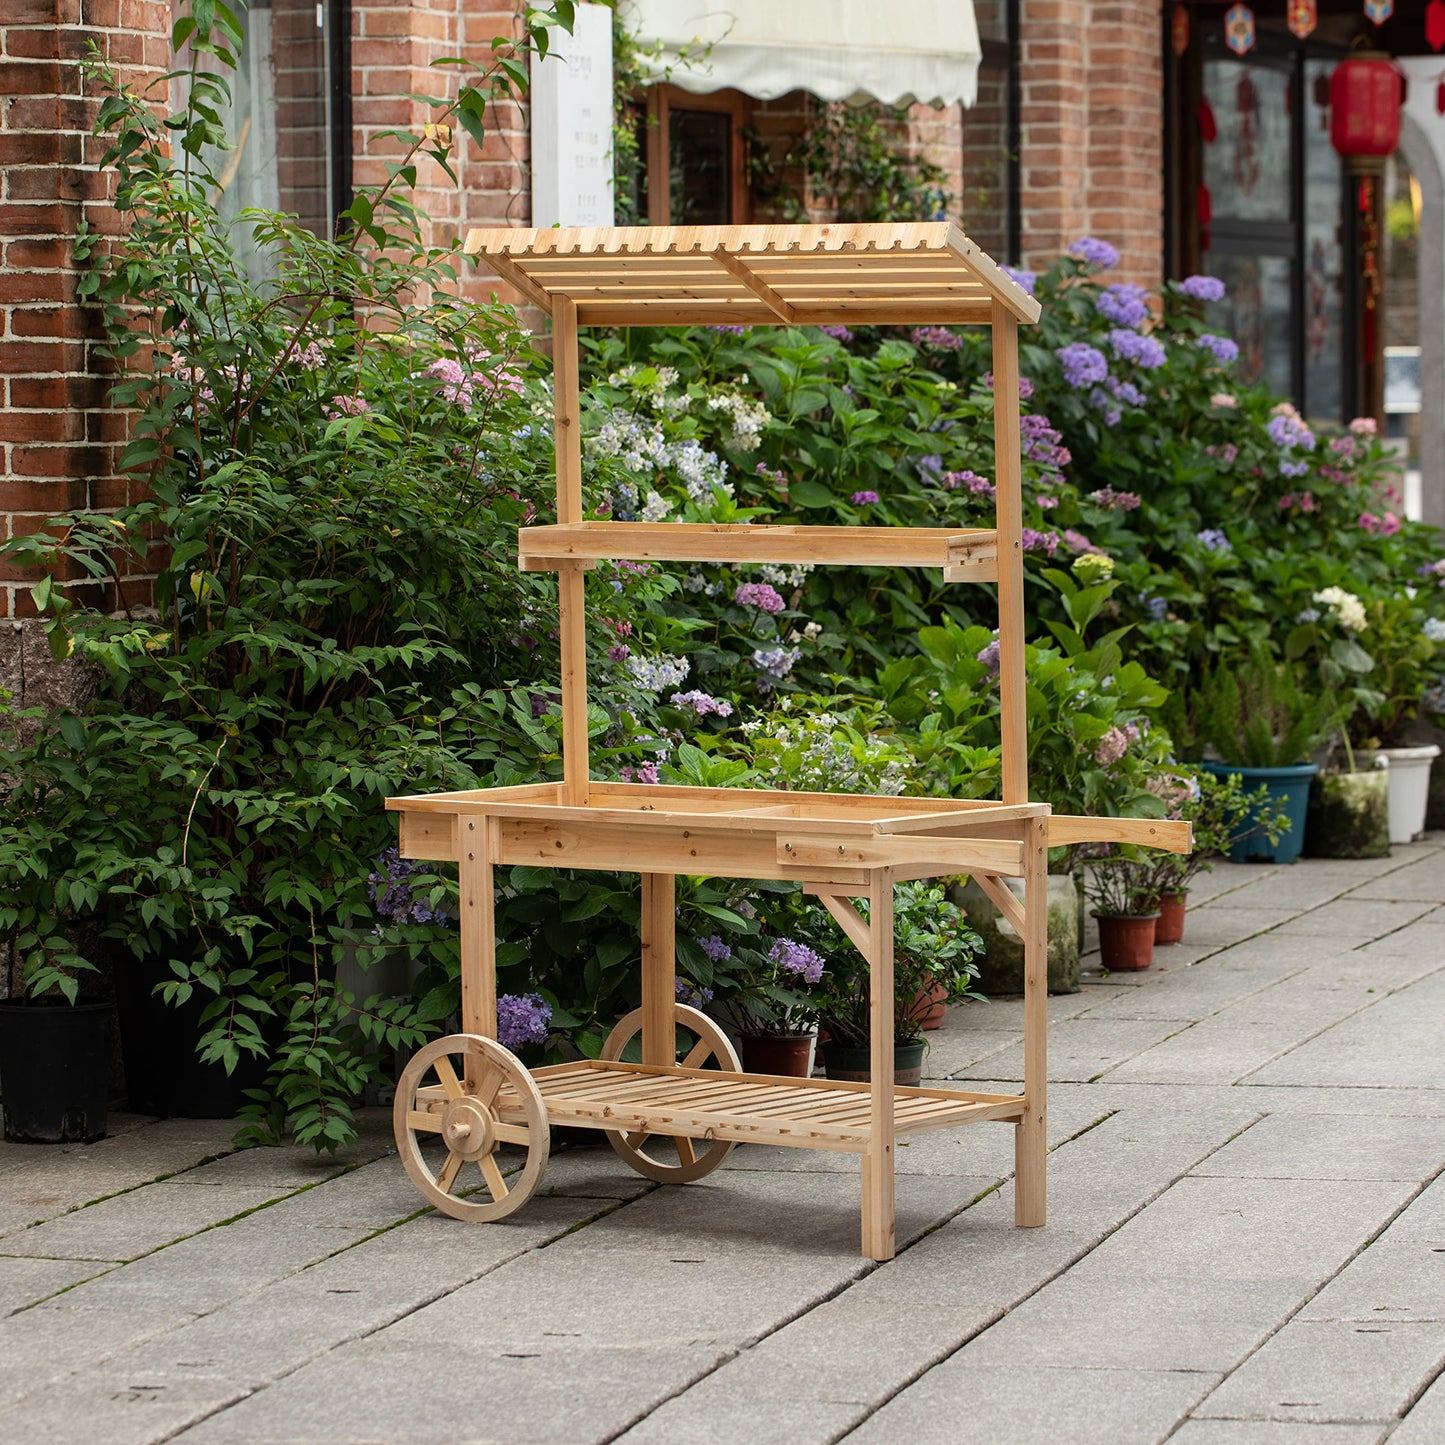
[914, 981, 949, 1031]
[740, 1033, 816, 1078]
[1096, 913, 1160, 972]
[1154, 891, 1188, 945]
[820, 1039, 926, 1087]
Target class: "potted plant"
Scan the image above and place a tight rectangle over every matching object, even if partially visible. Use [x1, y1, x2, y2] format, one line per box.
[1189, 648, 1335, 863]
[712, 933, 824, 1078]
[812, 882, 984, 1086]
[1143, 769, 1292, 943]
[1083, 851, 1161, 971]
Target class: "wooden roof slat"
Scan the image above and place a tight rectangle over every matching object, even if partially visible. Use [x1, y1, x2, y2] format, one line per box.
[462, 222, 1040, 325]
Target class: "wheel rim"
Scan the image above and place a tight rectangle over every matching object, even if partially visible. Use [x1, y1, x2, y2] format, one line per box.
[393, 1033, 549, 1221]
[599, 1003, 740, 1183]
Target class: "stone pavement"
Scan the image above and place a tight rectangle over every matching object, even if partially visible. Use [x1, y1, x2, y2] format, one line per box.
[2, 839, 1444, 1445]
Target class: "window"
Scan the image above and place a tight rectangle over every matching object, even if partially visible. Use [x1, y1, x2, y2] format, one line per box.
[1169, 22, 1352, 423]
[210, 0, 351, 272]
[641, 85, 752, 226]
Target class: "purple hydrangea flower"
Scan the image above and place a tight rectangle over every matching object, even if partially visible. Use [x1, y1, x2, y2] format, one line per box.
[1179, 274, 1226, 302]
[1143, 595, 1168, 620]
[1094, 722, 1141, 768]
[1196, 528, 1232, 553]
[1069, 236, 1120, 270]
[669, 689, 735, 718]
[369, 848, 448, 926]
[1057, 342, 1109, 388]
[818, 324, 853, 342]
[1267, 413, 1314, 451]
[1021, 528, 1061, 556]
[734, 581, 787, 614]
[941, 469, 995, 497]
[1096, 283, 1150, 329]
[497, 993, 551, 1051]
[850, 490, 880, 506]
[1108, 329, 1167, 369]
[976, 637, 1001, 674]
[1020, 413, 1071, 468]
[1001, 265, 1037, 295]
[768, 938, 825, 985]
[675, 977, 715, 1008]
[910, 326, 963, 351]
[1197, 333, 1239, 366]
[1088, 388, 1122, 427]
[752, 645, 801, 683]
[698, 934, 733, 963]
[1089, 487, 1142, 511]
[1064, 529, 1104, 556]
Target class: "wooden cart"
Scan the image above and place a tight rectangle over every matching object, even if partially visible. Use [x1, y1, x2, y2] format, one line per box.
[386, 224, 1190, 1261]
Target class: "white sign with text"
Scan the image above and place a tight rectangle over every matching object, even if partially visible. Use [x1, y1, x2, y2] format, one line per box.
[530, 4, 614, 228]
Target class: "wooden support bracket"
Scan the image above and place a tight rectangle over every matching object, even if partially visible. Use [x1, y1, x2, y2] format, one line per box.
[973, 873, 1027, 934]
[819, 892, 871, 957]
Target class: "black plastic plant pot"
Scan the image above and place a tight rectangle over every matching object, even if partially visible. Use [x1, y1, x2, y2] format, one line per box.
[0, 999, 111, 1144]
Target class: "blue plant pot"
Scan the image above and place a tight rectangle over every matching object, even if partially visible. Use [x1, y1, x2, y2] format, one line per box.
[1200, 760, 1320, 865]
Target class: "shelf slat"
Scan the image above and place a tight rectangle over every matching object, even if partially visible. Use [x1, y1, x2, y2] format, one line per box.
[497, 1061, 1025, 1153]
[519, 521, 998, 575]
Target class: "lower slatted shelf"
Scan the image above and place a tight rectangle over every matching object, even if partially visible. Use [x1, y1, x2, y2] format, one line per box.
[492, 1060, 1025, 1153]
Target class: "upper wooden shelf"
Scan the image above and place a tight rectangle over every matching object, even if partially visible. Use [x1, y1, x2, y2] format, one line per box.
[517, 521, 998, 580]
[463, 222, 1041, 328]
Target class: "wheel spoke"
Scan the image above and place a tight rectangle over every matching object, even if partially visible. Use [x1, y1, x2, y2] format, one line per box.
[674, 1136, 697, 1167]
[436, 1151, 465, 1194]
[406, 1109, 445, 1134]
[473, 1063, 505, 1109]
[433, 1054, 465, 1101]
[681, 1037, 713, 1069]
[479, 1153, 510, 1201]
[624, 1129, 652, 1150]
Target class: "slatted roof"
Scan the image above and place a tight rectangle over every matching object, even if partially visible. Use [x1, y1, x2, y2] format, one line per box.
[462, 222, 1040, 328]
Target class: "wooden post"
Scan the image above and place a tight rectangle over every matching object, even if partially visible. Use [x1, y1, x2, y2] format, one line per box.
[640, 873, 676, 1068]
[458, 814, 497, 1091]
[991, 302, 1028, 807]
[1015, 813, 1048, 1226]
[552, 296, 590, 805]
[862, 868, 896, 1261]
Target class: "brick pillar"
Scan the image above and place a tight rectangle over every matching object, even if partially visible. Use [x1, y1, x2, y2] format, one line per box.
[0, 0, 169, 707]
[1018, 0, 1163, 289]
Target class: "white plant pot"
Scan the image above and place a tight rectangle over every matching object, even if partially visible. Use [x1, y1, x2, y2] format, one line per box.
[1375, 745, 1441, 844]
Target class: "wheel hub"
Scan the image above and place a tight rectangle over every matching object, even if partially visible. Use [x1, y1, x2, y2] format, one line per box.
[440, 1097, 495, 1160]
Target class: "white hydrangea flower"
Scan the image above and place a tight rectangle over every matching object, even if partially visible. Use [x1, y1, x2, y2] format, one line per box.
[1313, 586, 1367, 634]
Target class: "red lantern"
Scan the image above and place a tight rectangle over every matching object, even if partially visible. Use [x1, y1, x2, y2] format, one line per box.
[1329, 54, 1402, 173]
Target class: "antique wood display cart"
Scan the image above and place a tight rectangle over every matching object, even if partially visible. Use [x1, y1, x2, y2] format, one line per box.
[386, 224, 1189, 1261]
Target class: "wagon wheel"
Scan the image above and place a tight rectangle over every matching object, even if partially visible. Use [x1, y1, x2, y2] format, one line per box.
[393, 1034, 549, 1222]
[599, 1004, 740, 1183]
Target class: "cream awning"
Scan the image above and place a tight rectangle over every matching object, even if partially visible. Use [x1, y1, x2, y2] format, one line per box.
[620, 0, 982, 109]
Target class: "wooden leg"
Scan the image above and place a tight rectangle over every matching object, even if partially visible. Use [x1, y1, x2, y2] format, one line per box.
[458, 815, 498, 1095]
[1015, 816, 1048, 1227]
[640, 873, 676, 1069]
[862, 867, 896, 1262]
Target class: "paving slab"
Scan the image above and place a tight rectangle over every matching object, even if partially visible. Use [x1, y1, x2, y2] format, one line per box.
[1193, 1317, 1445, 1424]
[0, 1253, 111, 1315]
[1187, 1112, 1445, 1182]
[1299, 1240, 1445, 1323]
[1248, 967, 1445, 1090]
[1388, 1366, 1445, 1443]
[1170, 1423, 1388, 1444]
[1346, 857, 1445, 902]
[847, 1363, 1218, 1445]
[952, 1015, 1182, 1083]
[173, 1340, 728, 1445]
[1063, 1175, 1414, 1283]
[0, 1179, 302, 1261]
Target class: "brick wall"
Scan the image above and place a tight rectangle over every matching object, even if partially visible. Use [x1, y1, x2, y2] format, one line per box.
[1019, 0, 1164, 287]
[0, 0, 169, 705]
